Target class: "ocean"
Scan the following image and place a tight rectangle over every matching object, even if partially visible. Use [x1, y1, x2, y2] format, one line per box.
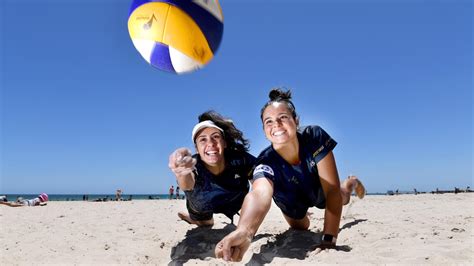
[2, 191, 439, 202]
[0, 194, 183, 202]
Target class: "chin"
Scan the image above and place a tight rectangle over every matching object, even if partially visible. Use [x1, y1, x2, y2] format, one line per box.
[203, 157, 221, 165]
[272, 137, 289, 144]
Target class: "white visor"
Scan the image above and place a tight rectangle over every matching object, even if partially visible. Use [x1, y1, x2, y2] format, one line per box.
[192, 120, 224, 143]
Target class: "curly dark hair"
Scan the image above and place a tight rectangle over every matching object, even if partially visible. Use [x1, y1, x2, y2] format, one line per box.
[197, 110, 250, 153]
[260, 87, 298, 122]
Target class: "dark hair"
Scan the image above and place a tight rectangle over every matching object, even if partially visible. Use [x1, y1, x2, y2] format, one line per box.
[198, 110, 250, 153]
[260, 87, 298, 122]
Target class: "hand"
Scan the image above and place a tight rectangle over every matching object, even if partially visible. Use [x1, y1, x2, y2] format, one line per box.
[168, 148, 197, 177]
[215, 229, 252, 262]
[312, 241, 336, 254]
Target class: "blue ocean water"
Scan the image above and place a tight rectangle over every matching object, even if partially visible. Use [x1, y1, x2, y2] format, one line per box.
[0, 194, 183, 202]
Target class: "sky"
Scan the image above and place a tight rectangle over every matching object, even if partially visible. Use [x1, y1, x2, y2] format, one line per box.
[1, 0, 472, 195]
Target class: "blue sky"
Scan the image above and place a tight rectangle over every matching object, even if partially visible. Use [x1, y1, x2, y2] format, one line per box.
[1, 0, 472, 194]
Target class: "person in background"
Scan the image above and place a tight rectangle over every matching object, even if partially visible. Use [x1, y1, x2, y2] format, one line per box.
[115, 189, 123, 201]
[0, 193, 49, 207]
[169, 185, 175, 200]
[176, 186, 180, 199]
[168, 111, 256, 226]
[215, 88, 365, 261]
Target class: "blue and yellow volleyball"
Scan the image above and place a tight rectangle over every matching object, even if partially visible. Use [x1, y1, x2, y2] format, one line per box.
[128, 0, 224, 74]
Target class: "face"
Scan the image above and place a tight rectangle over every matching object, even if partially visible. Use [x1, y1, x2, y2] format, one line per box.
[194, 127, 226, 167]
[262, 102, 298, 147]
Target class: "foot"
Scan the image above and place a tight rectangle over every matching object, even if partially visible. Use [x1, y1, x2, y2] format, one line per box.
[341, 175, 366, 205]
[353, 176, 365, 199]
[348, 175, 366, 199]
[177, 212, 214, 226]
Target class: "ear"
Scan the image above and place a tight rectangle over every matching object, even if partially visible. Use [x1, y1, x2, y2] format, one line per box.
[295, 116, 300, 127]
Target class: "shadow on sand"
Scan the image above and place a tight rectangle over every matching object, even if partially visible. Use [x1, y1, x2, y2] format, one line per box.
[168, 223, 235, 266]
[168, 219, 367, 265]
[245, 219, 367, 265]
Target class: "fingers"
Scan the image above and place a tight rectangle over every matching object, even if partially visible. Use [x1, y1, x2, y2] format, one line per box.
[178, 155, 196, 168]
[215, 231, 250, 262]
[172, 166, 194, 176]
[169, 148, 196, 173]
[312, 247, 324, 255]
[215, 240, 236, 262]
[221, 240, 232, 261]
[231, 247, 242, 262]
[215, 241, 225, 260]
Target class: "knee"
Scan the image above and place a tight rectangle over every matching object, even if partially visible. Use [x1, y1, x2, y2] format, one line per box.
[286, 217, 310, 230]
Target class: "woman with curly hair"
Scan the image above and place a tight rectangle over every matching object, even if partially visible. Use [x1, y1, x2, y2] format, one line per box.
[168, 111, 256, 226]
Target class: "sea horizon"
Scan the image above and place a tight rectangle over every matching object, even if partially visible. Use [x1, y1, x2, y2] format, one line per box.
[3, 190, 471, 202]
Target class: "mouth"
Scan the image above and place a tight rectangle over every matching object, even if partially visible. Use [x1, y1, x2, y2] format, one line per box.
[205, 150, 219, 156]
[272, 130, 286, 137]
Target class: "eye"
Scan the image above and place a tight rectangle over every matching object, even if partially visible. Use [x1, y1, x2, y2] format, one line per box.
[279, 114, 289, 121]
[212, 134, 221, 140]
[264, 119, 274, 126]
[198, 137, 207, 144]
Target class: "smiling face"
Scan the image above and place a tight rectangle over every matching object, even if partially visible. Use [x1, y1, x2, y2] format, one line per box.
[194, 127, 227, 171]
[262, 102, 299, 148]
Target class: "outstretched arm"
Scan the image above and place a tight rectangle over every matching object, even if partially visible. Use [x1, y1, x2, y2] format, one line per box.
[168, 147, 197, 191]
[215, 178, 274, 262]
[317, 151, 343, 239]
[0, 201, 24, 207]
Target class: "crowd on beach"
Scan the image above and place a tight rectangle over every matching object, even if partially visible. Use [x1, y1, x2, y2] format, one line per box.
[387, 186, 472, 195]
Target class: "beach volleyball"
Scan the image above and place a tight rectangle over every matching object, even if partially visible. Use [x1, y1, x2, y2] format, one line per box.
[127, 0, 224, 74]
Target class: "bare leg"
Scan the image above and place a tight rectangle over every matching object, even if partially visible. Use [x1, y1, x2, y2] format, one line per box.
[341, 175, 366, 205]
[283, 213, 310, 230]
[177, 211, 214, 227]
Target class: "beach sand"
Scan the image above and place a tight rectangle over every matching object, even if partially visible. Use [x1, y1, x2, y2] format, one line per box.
[1, 193, 473, 265]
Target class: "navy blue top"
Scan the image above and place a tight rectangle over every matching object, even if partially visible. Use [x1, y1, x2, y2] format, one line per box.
[253, 126, 337, 219]
[185, 150, 256, 218]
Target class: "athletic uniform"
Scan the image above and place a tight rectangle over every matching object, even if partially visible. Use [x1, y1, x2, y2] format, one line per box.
[184, 150, 256, 221]
[253, 125, 337, 219]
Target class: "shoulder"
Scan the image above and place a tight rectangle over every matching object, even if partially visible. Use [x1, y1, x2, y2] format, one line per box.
[253, 146, 278, 178]
[299, 125, 327, 139]
[257, 145, 275, 160]
[300, 125, 337, 163]
[300, 125, 336, 145]
[227, 150, 257, 166]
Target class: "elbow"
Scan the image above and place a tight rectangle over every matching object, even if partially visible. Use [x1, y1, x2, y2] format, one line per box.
[252, 188, 273, 210]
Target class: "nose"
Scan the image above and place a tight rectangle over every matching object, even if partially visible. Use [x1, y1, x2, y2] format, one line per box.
[274, 117, 283, 126]
[207, 137, 218, 146]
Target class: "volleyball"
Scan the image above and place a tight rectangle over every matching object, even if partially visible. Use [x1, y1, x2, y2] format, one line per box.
[127, 0, 224, 74]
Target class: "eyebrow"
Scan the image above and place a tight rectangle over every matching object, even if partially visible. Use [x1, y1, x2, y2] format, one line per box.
[263, 112, 289, 121]
[197, 131, 221, 140]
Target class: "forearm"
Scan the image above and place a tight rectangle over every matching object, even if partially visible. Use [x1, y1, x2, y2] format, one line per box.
[237, 188, 272, 238]
[0, 201, 23, 207]
[323, 188, 343, 237]
[175, 172, 195, 191]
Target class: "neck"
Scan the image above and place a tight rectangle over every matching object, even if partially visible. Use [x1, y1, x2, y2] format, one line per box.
[206, 159, 226, 175]
[273, 138, 300, 165]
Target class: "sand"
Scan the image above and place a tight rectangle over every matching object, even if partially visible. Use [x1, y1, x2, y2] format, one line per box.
[1, 193, 473, 265]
